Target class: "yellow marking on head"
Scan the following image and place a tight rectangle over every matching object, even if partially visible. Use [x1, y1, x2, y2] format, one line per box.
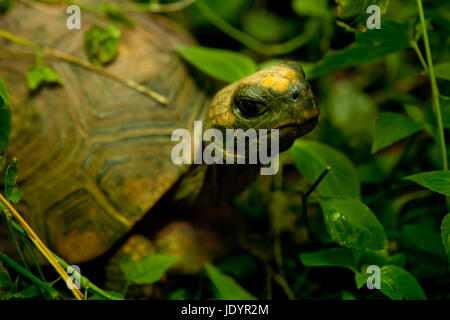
[282, 69, 298, 80]
[262, 76, 290, 92]
[217, 112, 236, 126]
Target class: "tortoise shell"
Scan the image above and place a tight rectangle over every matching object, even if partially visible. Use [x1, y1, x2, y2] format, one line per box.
[0, 4, 210, 262]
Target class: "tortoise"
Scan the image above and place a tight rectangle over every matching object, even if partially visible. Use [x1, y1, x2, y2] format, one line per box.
[0, 3, 319, 269]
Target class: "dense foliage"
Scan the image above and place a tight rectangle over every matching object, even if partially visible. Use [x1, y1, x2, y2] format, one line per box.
[0, 0, 449, 300]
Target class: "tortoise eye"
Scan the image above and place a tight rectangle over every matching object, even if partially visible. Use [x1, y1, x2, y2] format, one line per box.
[235, 99, 269, 118]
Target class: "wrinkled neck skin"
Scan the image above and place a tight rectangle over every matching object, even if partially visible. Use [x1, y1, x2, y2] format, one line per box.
[174, 114, 276, 205]
[174, 162, 260, 206]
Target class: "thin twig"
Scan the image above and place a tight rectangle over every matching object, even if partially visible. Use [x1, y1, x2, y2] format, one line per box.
[416, 0, 449, 209]
[0, 193, 84, 300]
[58, 0, 197, 13]
[304, 166, 331, 197]
[0, 29, 168, 105]
[122, 280, 131, 298]
[2, 211, 30, 271]
[0, 252, 60, 299]
[53, 253, 123, 300]
[20, 235, 48, 298]
[300, 167, 331, 239]
[240, 240, 295, 299]
[410, 40, 429, 73]
[8, 218, 123, 300]
[272, 272, 295, 300]
[21, 234, 46, 281]
[195, 0, 318, 56]
[300, 192, 312, 239]
[266, 268, 272, 300]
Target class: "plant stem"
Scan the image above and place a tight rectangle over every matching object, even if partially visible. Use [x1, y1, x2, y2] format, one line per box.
[63, 0, 198, 13]
[416, 0, 449, 208]
[2, 211, 29, 270]
[19, 235, 48, 298]
[0, 193, 84, 300]
[305, 166, 331, 197]
[53, 253, 124, 300]
[410, 40, 428, 72]
[21, 235, 46, 281]
[0, 29, 168, 105]
[195, 0, 318, 56]
[300, 167, 331, 239]
[300, 192, 312, 238]
[272, 273, 295, 300]
[44, 47, 168, 104]
[0, 252, 60, 299]
[266, 268, 272, 300]
[122, 280, 131, 298]
[8, 218, 123, 300]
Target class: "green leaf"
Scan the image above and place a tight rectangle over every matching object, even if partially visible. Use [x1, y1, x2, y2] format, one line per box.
[120, 253, 178, 285]
[336, 0, 389, 21]
[89, 291, 124, 300]
[291, 140, 361, 199]
[434, 62, 450, 80]
[0, 0, 14, 14]
[168, 288, 189, 300]
[216, 254, 258, 280]
[0, 77, 11, 153]
[317, 197, 388, 251]
[372, 112, 423, 153]
[354, 272, 368, 289]
[0, 261, 12, 289]
[177, 46, 257, 83]
[400, 224, 446, 259]
[299, 248, 357, 272]
[341, 291, 357, 300]
[403, 104, 425, 124]
[292, 0, 329, 18]
[243, 10, 291, 43]
[356, 250, 406, 269]
[205, 264, 257, 300]
[104, 4, 135, 27]
[259, 59, 286, 70]
[10, 285, 41, 299]
[26, 65, 62, 91]
[5, 158, 23, 204]
[404, 171, 450, 196]
[188, 0, 252, 28]
[379, 265, 426, 300]
[309, 20, 410, 78]
[84, 25, 121, 66]
[441, 214, 450, 261]
[0, 76, 10, 107]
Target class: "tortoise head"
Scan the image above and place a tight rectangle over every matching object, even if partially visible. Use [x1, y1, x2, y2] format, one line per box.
[204, 61, 319, 155]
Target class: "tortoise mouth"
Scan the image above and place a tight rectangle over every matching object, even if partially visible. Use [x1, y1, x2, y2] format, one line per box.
[275, 115, 319, 151]
[208, 115, 319, 158]
[277, 115, 319, 137]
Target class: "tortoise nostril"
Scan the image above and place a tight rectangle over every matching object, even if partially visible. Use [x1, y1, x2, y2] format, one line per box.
[292, 92, 300, 101]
